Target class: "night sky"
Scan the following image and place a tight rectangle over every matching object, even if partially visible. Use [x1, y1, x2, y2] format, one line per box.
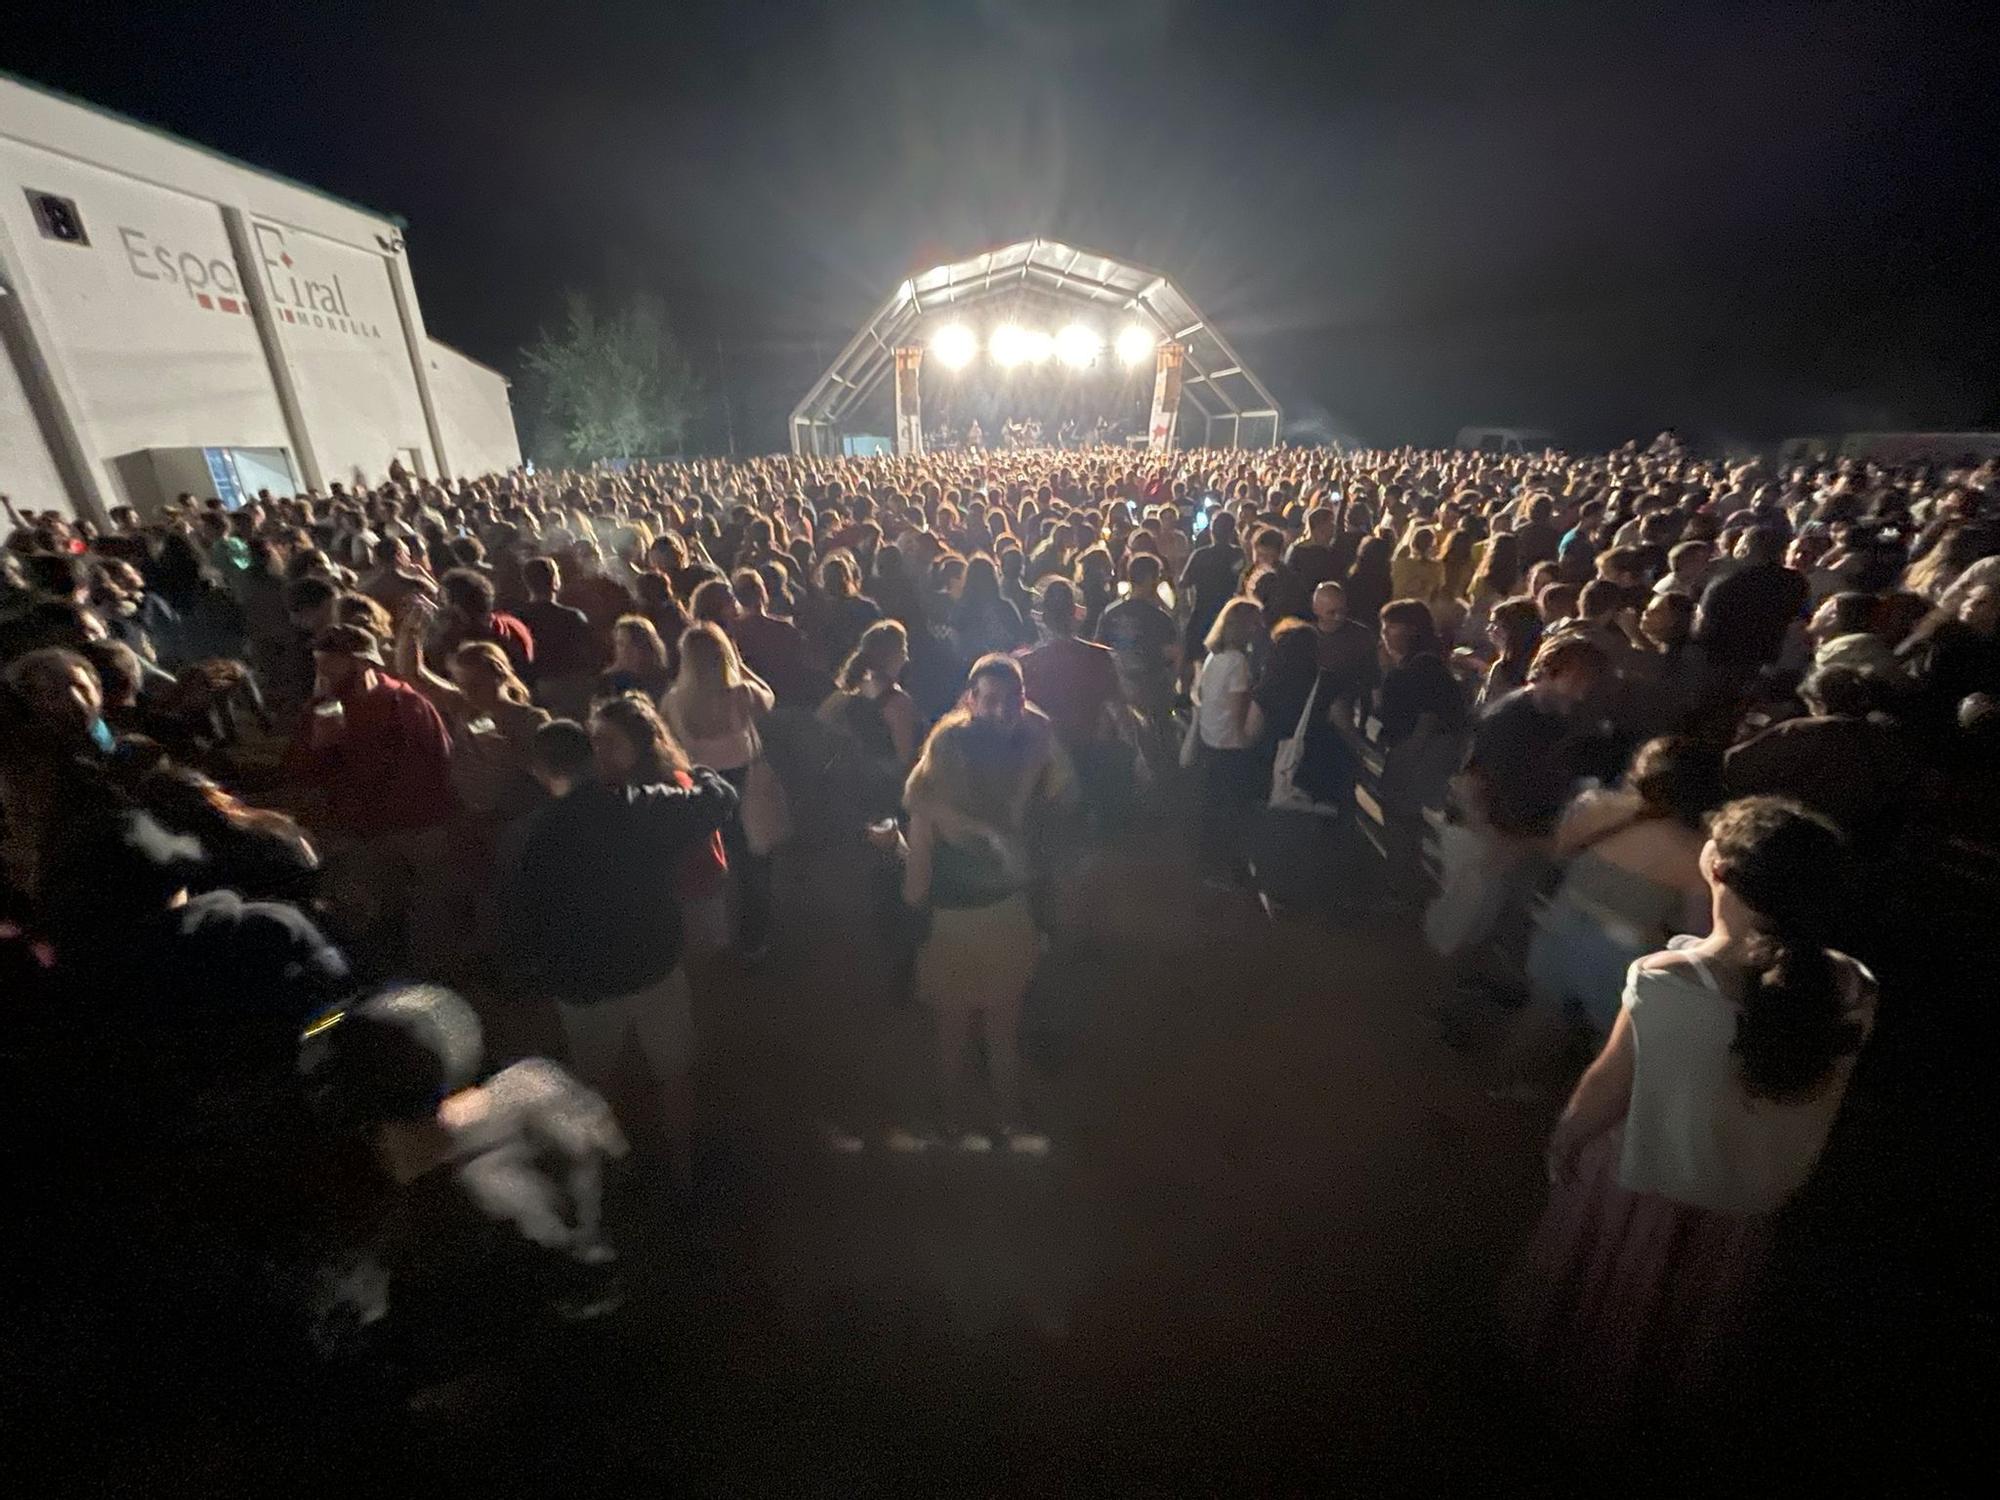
[9, 0, 1998, 450]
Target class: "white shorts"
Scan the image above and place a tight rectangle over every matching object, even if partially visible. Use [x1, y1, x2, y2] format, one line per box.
[557, 966, 694, 1085]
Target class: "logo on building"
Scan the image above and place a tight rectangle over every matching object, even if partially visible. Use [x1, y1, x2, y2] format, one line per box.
[252, 222, 385, 340]
[113, 220, 386, 339]
[118, 227, 249, 316]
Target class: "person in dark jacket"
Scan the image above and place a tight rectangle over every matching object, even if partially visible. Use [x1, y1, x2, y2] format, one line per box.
[1694, 526, 1808, 684]
[1178, 509, 1241, 683]
[1723, 664, 1921, 854]
[298, 983, 628, 1404]
[506, 708, 736, 1187]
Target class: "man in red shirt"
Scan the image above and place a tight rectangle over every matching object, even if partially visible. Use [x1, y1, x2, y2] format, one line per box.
[1017, 578, 1123, 824]
[286, 623, 457, 968]
[286, 624, 455, 839]
[436, 568, 535, 678]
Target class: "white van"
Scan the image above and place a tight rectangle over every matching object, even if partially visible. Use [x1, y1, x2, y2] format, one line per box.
[1453, 426, 1558, 455]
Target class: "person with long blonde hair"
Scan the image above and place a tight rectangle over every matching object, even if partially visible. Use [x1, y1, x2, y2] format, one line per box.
[663, 621, 778, 958]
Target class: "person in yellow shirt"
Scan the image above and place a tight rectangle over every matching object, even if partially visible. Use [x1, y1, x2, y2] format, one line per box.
[1391, 523, 1446, 603]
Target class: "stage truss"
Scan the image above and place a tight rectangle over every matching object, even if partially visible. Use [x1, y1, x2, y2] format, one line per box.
[790, 238, 1281, 455]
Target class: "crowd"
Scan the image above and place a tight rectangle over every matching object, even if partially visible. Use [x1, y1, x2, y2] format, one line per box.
[3, 429, 1994, 1439]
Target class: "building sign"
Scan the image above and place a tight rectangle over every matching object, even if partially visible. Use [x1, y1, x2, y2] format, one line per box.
[112, 218, 385, 338]
[117, 226, 249, 316]
[252, 221, 385, 340]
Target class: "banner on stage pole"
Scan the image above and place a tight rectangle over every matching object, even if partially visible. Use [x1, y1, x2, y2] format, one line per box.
[1148, 341, 1184, 452]
[894, 346, 924, 457]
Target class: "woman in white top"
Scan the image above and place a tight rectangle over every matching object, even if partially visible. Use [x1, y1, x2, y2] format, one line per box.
[662, 622, 777, 959]
[1504, 796, 1875, 1437]
[1192, 596, 1265, 886]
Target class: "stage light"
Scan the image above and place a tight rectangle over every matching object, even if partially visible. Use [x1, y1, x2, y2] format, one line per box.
[990, 323, 1033, 368]
[1055, 324, 1103, 369]
[1019, 327, 1053, 364]
[931, 323, 978, 370]
[1116, 325, 1156, 368]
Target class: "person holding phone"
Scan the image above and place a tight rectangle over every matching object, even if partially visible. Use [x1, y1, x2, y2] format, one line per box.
[1179, 510, 1241, 688]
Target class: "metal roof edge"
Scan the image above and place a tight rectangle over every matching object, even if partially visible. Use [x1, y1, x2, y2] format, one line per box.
[426, 337, 512, 385]
[911, 237, 1170, 289]
[0, 68, 409, 229]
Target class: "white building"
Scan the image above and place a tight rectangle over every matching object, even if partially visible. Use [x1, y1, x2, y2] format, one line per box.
[0, 72, 521, 524]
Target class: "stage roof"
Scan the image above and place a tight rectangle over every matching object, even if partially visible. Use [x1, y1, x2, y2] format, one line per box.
[790, 238, 1281, 453]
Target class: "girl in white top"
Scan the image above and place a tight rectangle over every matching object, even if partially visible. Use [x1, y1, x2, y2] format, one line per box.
[1508, 796, 1875, 1433]
[1546, 795, 1875, 1213]
[1193, 597, 1261, 751]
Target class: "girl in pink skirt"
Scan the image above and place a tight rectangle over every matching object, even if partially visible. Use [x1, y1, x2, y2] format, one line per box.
[1503, 796, 1877, 1437]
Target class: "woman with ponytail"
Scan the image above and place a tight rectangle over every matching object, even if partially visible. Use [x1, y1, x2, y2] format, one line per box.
[1505, 796, 1876, 1436]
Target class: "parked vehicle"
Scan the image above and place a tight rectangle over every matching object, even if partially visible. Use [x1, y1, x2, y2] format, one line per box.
[1454, 426, 1557, 455]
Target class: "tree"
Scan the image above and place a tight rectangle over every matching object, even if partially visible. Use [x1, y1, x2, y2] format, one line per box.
[521, 291, 702, 464]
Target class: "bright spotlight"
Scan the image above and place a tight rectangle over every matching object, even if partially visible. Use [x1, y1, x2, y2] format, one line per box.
[989, 323, 1033, 368]
[1116, 325, 1157, 368]
[931, 323, 978, 370]
[1055, 324, 1103, 369]
[1019, 327, 1053, 365]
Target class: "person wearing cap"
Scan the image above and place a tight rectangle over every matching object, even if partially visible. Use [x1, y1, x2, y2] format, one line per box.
[297, 983, 627, 1393]
[282, 623, 457, 969]
[286, 624, 455, 841]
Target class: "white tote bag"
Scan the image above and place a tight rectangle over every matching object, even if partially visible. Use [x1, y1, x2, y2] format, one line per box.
[1178, 706, 1202, 770]
[1268, 674, 1334, 814]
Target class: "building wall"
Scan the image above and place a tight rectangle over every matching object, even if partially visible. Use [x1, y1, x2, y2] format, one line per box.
[0, 74, 516, 517]
[252, 216, 431, 487]
[0, 310, 70, 513]
[0, 134, 293, 508]
[426, 339, 521, 478]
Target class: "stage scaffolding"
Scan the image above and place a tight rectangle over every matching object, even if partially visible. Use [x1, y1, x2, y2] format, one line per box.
[789, 238, 1281, 456]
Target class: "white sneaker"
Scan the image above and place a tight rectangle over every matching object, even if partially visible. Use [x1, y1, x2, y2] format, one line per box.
[956, 1132, 994, 1154]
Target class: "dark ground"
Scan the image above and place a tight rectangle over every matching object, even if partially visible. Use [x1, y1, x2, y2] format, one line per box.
[431, 803, 1971, 1494]
[17, 800, 1977, 1494]
[472, 818, 1561, 1492]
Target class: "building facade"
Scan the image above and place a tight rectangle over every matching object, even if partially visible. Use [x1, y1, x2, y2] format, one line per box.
[0, 73, 520, 523]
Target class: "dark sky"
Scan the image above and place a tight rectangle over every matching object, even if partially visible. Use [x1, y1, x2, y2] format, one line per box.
[11, 0, 1999, 449]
